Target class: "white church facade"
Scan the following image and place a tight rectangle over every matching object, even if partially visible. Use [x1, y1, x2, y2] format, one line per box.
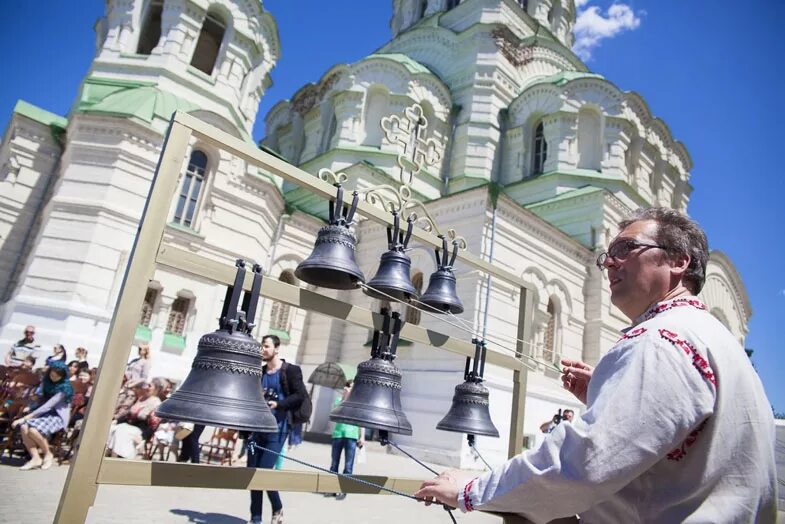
[0, 0, 751, 466]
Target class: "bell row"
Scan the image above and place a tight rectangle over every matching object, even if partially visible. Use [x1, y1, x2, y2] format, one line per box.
[295, 184, 465, 314]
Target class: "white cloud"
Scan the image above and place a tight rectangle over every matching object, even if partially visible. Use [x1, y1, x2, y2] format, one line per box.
[573, 2, 643, 61]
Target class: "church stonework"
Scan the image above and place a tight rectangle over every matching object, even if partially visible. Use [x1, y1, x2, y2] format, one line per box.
[0, 0, 750, 467]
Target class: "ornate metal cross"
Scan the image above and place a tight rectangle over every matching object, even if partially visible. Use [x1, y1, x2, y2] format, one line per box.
[380, 103, 441, 186]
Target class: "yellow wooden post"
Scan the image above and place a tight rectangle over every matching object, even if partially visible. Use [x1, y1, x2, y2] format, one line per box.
[54, 122, 192, 523]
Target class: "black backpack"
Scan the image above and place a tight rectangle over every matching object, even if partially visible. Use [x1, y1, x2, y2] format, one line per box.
[280, 362, 312, 425]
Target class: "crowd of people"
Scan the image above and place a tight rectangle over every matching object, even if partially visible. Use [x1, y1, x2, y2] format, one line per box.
[1, 327, 98, 470]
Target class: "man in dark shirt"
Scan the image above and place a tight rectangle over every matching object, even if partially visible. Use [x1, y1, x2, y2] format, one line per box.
[246, 334, 307, 524]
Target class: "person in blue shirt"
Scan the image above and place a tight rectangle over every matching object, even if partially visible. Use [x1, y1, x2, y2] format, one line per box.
[247, 334, 307, 524]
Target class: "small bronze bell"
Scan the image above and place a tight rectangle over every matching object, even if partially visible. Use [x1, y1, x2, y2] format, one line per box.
[157, 261, 278, 432]
[330, 311, 412, 435]
[420, 235, 464, 314]
[364, 212, 418, 302]
[296, 185, 364, 290]
[436, 339, 499, 437]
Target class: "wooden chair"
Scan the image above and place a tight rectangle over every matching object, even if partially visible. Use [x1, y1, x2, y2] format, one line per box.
[200, 427, 238, 466]
[0, 370, 40, 402]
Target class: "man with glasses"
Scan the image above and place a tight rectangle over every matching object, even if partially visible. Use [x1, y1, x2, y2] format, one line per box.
[4, 325, 41, 368]
[417, 207, 776, 522]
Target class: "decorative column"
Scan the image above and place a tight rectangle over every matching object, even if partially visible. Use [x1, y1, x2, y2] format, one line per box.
[333, 91, 364, 146]
[602, 122, 630, 179]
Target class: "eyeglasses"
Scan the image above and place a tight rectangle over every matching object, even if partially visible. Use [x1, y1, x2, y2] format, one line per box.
[24, 331, 35, 335]
[596, 240, 667, 270]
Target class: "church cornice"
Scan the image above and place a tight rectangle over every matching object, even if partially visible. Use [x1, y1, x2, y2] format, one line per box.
[491, 26, 585, 73]
[706, 250, 752, 321]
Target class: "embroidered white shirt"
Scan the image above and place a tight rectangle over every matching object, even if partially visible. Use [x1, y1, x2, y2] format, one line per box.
[458, 297, 778, 523]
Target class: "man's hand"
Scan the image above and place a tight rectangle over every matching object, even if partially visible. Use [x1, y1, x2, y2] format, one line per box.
[267, 400, 278, 410]
[561, 358, 593, 405]
[415, 469, 473, 508]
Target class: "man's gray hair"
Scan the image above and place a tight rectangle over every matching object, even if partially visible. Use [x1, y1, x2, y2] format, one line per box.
[619, 207, 709, 294]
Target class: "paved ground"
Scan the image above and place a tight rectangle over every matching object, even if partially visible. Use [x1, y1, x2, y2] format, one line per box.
[0, 440, 502, 524]
[3, 437, 782, 523]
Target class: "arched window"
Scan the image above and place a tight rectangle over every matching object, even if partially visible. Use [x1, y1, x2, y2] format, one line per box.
[270, 271, 297, 333]
[419, 0, 428, 18]
[320, 100, 338, 154]
[447, 0, 460, 9]
[140, 287, 158, 326]
[136, 0, 163, 55]
[531, 120, 547, 175]
[577, 108, 602, 171]
[166, 297, 190, 335]
[174, 149, 208, 228]
[405, 272, 424, 325]
[363, 87, 389, 147]
[190, 11, 226, 75]
[543, 298, 557, 363]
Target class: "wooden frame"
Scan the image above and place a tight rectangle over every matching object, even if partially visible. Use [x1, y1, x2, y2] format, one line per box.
[54, 112, 536, 523]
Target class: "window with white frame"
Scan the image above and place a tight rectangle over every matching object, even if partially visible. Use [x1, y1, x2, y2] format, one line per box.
[136, 0, 163, 55]
[543, 298, 557, 363]
[269, 271, 297, 333]
[190, 10, 226, 75]
[166, 297, 190, 335]
[174, 149, 208, 228]
[140, 287, 158, 327]
[531, 120, 547, 175]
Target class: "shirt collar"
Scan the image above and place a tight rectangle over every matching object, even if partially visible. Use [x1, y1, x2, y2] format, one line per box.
[624, 296, 708, 331]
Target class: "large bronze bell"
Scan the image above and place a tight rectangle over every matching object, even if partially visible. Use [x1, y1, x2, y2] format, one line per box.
[436, 339, 499, 437]
[420, 235, 464, 314]
[330, 311, 412, 435]
[157, 261, 278, 432]
[295, 185, 364, 290]
[364, 212, 418, 302]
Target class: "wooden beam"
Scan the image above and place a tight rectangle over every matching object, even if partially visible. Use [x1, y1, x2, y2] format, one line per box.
[96, 458, 424, 495]
[156, 243, 525, 371]
[55, 122, 194, 523]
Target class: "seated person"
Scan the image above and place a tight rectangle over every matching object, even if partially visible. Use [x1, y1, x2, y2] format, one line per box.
[106, 381, 162, 459]
[20, 355, 36, 371]
[11, 360, 73, 470]
[45, 344, 67, 366]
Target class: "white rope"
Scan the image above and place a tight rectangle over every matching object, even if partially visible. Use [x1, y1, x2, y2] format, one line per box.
[359, 283, 561, 372]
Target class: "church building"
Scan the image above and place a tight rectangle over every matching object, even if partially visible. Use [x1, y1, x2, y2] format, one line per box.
[0, 0, 751, 466]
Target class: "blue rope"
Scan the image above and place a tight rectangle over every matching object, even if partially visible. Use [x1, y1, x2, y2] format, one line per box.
[247, 441, 458, 523]
[247, 441, 418, 500]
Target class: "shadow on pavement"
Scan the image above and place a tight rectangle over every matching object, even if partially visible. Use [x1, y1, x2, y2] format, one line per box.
[170, 509, 246, 523]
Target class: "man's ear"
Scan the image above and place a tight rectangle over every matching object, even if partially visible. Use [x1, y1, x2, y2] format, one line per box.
[669, 252, 691, 279]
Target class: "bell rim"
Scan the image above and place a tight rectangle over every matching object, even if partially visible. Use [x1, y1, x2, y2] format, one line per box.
[435, 419, 500, 438]
[295, 264, 365, 290]
[156, 406, 279, 433]
[330, 410, 413, 436]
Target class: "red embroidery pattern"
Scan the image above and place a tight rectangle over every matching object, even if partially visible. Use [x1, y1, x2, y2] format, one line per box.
[463, 478, 476, 512]
[643, 298, 707, 322]
[667, 419, 708, 461]
[658, 329, 717, 387]
[619, 326, 647, 341]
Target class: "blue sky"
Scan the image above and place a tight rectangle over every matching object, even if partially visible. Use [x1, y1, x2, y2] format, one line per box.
[2, 1, 783, 411]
